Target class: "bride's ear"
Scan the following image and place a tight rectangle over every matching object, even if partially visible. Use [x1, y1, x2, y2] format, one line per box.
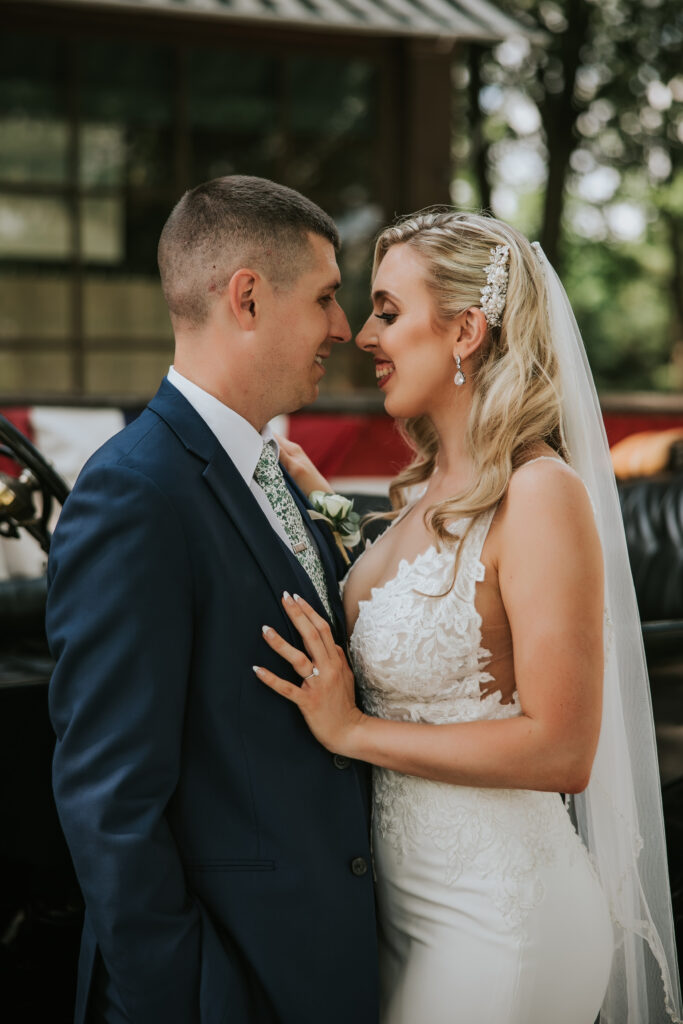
[451, 306, 488, 362]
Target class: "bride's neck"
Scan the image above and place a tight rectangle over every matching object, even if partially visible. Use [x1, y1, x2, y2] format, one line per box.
[427, 401, 475, 492]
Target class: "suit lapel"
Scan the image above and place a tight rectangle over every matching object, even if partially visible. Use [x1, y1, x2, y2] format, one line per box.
[202, 453, 335, 631]
[149, 378, 346, 643]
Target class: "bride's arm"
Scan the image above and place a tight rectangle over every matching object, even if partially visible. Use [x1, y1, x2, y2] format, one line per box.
[255, 462, 605, 795]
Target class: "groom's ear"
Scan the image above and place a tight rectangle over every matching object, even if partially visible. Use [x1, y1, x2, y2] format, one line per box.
[227, 268, 262, 330]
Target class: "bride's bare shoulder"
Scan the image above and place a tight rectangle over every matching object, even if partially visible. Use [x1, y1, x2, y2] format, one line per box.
[511, 454, 583, 490]
[498, 455, 598, 549]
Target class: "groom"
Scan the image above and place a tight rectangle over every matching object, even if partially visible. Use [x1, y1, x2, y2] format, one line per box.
[46, 176, 378, 1024]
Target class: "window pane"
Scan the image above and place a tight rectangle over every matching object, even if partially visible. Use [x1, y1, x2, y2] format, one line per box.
[81, 197, 125, 263]
[83, 275, 171, 341]
[188, 47, 279, 181]
[85, 351, 172, 397]
[0, 272, 71, 340]
[0, 195, 72, 260]
[79, 40, 174, 188]
[0, 117, 69, 185]
[288, 57, 376, 138]
[82, 194, 168, 274]
[286, 144, 377, 206]
[283, 57, 380, 227]
[0, 351, 73, 395]
[80, 123, 126, 188]
[123, 196, 170, 275]
[189, 47, 277, 132]
[0, 34, 69, 185]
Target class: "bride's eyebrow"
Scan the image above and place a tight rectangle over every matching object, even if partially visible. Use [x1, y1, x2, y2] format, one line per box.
[372, 288, 400, 304]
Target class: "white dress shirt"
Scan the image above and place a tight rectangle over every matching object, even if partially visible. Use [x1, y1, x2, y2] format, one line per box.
[167, 366, 312, 555]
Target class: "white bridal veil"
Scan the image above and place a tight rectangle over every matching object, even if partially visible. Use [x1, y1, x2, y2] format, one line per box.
[532, 243, 682, 1023]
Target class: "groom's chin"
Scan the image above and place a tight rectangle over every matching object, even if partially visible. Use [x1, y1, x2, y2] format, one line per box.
[284, 382, 319, 415]
[300, 379, 320, 408]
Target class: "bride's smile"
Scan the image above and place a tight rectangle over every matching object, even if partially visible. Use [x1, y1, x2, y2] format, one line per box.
[356, 242, 487, 431]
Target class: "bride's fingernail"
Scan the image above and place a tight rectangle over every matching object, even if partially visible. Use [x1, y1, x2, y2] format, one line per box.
[262, 625, 271, 635]
[293, 593, 301, 602]
[282, 591, 293, 603]
[252, 665, 263, 675]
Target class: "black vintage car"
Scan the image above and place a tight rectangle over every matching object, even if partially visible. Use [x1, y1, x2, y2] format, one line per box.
[0, 415, 81, 1022]
[0, 413, 681, 1022]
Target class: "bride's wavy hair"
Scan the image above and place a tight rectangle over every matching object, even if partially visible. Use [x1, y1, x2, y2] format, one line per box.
[372, 210, 567, 552]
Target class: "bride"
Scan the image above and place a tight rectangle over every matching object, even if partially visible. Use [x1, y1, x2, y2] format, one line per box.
[253, 211, 682, 1023]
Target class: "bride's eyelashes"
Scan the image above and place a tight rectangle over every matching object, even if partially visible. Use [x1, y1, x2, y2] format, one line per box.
[375, 312, 397, 323]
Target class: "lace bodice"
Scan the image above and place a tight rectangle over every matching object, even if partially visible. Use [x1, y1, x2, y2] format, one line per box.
[345, 475, 595, 937]
[349, 506, 520, 727]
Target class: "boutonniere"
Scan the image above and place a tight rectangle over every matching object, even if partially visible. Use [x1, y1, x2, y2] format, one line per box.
[307, 490, 361, 565]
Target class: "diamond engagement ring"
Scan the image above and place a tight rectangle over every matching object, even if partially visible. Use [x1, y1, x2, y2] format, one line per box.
[302, 667, 320, 681]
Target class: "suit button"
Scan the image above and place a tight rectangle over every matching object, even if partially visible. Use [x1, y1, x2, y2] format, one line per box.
[333, 754, 350, 770]
[350, 857, 368, 877]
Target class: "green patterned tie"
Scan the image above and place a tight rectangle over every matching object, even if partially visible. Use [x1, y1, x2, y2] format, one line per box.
[254, 441, 333, 619]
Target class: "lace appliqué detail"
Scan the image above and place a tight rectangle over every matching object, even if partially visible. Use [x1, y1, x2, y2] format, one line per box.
[349, 504, 592, 937]
[350, 510, 514, 725]
[373, 770, 586, 934]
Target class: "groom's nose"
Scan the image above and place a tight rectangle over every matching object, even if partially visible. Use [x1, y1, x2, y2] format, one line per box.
[329, 299, 352, 344]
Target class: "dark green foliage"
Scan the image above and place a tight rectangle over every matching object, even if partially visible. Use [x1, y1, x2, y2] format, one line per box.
[454, 0, 683, 391]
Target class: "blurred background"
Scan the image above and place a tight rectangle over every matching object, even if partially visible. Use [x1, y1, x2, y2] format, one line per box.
[1, 1, 682, 1020]
[1, 0, 680, 408]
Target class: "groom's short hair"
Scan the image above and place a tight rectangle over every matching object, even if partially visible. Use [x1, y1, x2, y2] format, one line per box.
[158, 175, 340, 328]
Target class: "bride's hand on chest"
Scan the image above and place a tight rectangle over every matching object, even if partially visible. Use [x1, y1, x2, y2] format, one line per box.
[253, 592, 365, 756]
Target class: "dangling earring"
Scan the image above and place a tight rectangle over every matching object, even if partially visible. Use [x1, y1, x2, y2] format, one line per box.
[454, 354, 466, 386]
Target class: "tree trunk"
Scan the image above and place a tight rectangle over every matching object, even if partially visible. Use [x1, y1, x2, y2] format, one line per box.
[468, 44, 491, 213]
[663, 210, 683, 363]
[539, 0, 591, 271]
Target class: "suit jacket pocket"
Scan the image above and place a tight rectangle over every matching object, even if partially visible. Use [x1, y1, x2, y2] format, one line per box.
[185, 858, 275, 872]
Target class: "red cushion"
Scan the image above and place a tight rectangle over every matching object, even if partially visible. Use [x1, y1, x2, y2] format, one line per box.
[0, 407, 34, 478]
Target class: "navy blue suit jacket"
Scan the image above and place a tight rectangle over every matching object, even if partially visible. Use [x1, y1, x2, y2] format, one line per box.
[47, 380, 378, 1024]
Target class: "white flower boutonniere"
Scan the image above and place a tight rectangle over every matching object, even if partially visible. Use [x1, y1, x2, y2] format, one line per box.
[308, 490, 362, 564]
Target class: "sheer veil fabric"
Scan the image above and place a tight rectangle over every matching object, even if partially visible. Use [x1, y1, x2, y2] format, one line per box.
[532, 243, 682, 1023]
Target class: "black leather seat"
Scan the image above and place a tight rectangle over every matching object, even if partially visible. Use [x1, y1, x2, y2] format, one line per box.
[619, 473, 683, 635]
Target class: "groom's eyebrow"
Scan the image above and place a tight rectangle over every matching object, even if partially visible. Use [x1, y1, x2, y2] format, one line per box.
[319, 279, 341, 294]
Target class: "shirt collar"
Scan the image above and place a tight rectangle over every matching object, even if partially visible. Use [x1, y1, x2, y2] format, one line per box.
[167, 366, 278, 484]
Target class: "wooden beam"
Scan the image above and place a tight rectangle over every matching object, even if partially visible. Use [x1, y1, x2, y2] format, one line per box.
[402, 39, 454, 212]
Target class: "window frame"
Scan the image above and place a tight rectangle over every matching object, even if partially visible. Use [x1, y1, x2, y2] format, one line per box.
[0, 5, 403, 405]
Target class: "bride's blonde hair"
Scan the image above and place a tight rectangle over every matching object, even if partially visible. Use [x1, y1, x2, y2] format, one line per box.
[374, 210, 566, 547]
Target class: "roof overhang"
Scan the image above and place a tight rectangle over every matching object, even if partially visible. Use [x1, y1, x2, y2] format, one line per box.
[33, 0, 537, 42]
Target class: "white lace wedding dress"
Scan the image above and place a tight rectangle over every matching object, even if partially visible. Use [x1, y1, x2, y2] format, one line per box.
[345, 473, 615, 1023]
